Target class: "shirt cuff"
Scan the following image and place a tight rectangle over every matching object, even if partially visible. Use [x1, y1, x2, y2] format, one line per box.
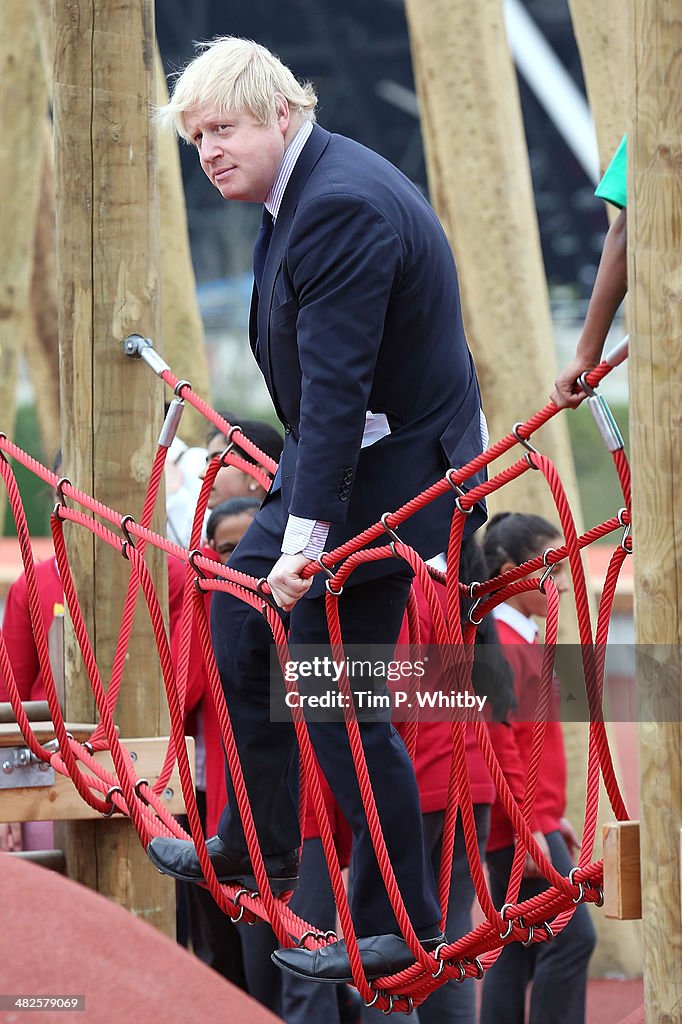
[282, 515, 331, 559]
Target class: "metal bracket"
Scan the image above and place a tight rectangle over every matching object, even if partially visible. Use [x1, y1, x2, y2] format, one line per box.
[0, 747, 54, 789]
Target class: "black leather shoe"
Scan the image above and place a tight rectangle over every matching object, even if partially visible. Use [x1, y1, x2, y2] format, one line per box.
[271, 932, 446, 983]
[146, 834, 299, 894]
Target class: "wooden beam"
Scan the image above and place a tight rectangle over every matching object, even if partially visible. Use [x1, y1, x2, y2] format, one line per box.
[603, 821, 642, 920]
[629, 0, 682, 1017]
[0, 737, 192, 821]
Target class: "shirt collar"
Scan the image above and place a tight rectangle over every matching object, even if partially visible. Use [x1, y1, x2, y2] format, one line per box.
[265, 120, 314, 220]
[492, 602, 539, 644]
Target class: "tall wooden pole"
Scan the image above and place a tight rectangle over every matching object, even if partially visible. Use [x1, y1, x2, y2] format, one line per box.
[404, 0, 583, 528]
[155, 49, 211, 448]
[629, 2, 682, 1018]
[0, 0, 46, 528]
[404, 0, 644, 979]
[53, 0, 173, 935]
[567, 0, 627, 176]
[566, 2, 642, 977]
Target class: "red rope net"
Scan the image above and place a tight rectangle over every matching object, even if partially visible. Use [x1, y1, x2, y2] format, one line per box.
[0, 342, 632, 1011]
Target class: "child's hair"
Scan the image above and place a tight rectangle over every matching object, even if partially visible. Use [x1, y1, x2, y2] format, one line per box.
[208, 416, 283, 467]
[483, 512, 560, 580]
[206, 497, 260, 543]
[458, 534, 516, 721]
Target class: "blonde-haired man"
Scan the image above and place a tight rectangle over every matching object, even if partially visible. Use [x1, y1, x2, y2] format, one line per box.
[149, 36, 488, 984]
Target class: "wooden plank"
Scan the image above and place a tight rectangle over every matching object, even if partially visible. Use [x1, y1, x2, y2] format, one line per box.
[603, 820, 642, 920]
[0, 736, 193, 822]
[0, 701, 51, 724]
[0, 722, 101, 747]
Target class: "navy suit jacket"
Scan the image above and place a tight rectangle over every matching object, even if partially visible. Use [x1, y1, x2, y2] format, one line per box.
[249, 124, 486, 592]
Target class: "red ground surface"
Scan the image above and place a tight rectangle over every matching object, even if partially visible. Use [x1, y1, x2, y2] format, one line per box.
[0, 853, 280, 1024]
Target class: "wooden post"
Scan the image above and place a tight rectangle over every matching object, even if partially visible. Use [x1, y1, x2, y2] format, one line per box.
[0, 0, 46, 527]
[25, 118, 61, 465]
[567, 0, 628, 174]
[404, 0, 647, 979]
[404, 0, 583, 527]
[52, 0, 174, 935]
[629, 2, 682, 1018]
[155, 49, 211, 448]
[565, 3, 643, 978]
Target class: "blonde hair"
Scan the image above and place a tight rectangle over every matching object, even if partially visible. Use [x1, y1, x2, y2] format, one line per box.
[155, 36, 317, 139]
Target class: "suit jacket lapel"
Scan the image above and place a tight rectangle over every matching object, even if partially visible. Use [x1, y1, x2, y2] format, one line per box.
[252, 125, 331, 400]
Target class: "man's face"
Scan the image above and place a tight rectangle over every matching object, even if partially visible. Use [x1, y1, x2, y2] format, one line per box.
[184, 98, 290, 203]
[200, 435, 261, 509]
[210, 511, 256, 563]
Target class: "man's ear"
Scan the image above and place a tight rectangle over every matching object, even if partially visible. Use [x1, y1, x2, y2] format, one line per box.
[274, 92, 290, 130]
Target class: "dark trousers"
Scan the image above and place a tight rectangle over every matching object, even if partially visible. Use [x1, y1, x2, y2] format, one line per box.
[240, 836, 342, 1023]
[210, 492, 440, 937]
[362, 805, 490, 1024]
[176, 792, 247, 987]
[480, 831, 596, 1024]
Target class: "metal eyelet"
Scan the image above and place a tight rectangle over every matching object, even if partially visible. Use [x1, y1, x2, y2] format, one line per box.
[102, 784, 124, 818]
[512, 422, 538, 454]
[463, 956, 484, 979]
[173, 379, 192, 397]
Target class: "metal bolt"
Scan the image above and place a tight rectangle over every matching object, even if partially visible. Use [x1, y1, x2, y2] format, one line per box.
[2, 761, 13, 775]
[129, 751, 138, 762]
[163, 787, 174, 801]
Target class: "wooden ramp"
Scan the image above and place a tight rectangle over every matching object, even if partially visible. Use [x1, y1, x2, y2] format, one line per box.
[0, 853, 279, 1024]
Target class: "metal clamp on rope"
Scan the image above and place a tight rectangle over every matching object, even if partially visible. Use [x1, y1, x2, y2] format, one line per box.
[380, 511, 402, 554]
[158, 397, 185, 448]
[365, 989, 384, 1009]
[120, 514, 137, 559]
[445, 469, 474, 515]
[314, 548, 344, 595]
[468, 594, 485, 626]
[569, 866, 586, 904]
[578, 374, 625, 452]
[538, 547, 559, 594]
[217, 424, 243, 466]
[102, 784, 124, 818]
[462, 956, 484, 980]
[431, 940, 451, 979]
[122, 334, 171, 376]
[188, 549, 207, 589]
[229, 887, 252, 923]
[256, 577, 278, 610]
[133, 778, 150, 803]
[498, 903, 516, 940]
[53, 476, 73, 513]
[620, 522, 632, 554]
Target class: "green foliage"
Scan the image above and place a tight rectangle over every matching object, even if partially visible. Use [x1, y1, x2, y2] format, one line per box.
[3, 405, 54, 538]
[566, 400, 630, 533]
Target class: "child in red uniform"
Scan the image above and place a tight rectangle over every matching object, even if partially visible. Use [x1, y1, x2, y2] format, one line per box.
[367, 536, 516, 1024]
[480, 513, 596, 1024]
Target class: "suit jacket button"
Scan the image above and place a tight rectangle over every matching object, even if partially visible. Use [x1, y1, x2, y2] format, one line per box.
[284, 423, 292, 434]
